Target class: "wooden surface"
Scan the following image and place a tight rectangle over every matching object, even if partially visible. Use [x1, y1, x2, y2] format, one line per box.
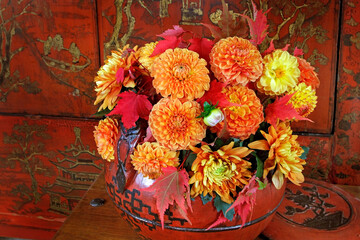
[53, 172, 360, 240]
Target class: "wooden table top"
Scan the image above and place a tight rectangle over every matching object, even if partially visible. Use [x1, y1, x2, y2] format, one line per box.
[53, 172, 360, 240]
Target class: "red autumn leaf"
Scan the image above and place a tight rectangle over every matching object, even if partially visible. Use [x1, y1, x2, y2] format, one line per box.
[265, 93, 311, 126]
[107, 91, 153, 129]
[206, 212, 228, 230]
[115, 68, 125, 84]
[263, 39, 275, 56]
[242, 1, 270, 45]
[293, 47, 304, 56]
[158, 25, 186, 38]
[188, 37, 214, 62]
[150, 35, 183, 57]
[142, 167, 192, 229]
[197, 80, 240, 108]
[282, 44, 290, 51]
[227, 175, 258, 227]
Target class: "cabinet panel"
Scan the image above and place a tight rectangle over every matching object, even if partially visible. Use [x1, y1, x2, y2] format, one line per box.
[0, 116, 102, 239]
[0, 0, 99, 117]
[331, 0, 360, 185]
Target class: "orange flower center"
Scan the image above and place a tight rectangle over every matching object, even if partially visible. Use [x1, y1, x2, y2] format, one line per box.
[171, 115, 187, 130]
[173, 63, 190, 81]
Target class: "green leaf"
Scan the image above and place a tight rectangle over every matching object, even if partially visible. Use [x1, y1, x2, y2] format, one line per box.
[232, 138, 243, 147]
[184, 151, 197, 170]
[214, 195, 235, 221]
[252, 152, 264, 178]
[92, 108, 111, 117]
[214, 138, 225, 150]
[197, 101, 218, 118]
[200, 194, 213, 205]
[256, 179, 267, 190]
[300, 146, 309, 160]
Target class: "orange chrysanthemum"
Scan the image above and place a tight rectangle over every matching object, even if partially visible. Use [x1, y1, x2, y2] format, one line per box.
[212, 85, 264, 140]
[94, 118, 119, 162]
[189, 142, 252, 204]
[210, 37, 263, 86]
[138, 42, 158, 72]
[149, 98, 206, 151]
[94, 45, 140, 111]
[288, 83, 317, 117]
[297, 57, 320, 89]
[131, 142, 179, 179]
[248, 122, 305, 189]
[151, 48, 210, 100]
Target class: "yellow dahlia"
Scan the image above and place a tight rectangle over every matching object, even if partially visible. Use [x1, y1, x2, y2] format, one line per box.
[94, 118, 119, 162]
[210, 37, 263, 86]
[189, 142, 252, 204]
[149, 98, 206, 151]
[94, 45, 140, 111]
[138, 42, 158, 72]
[151, 48, 210, 100]
[248, 122, 305, 189]
[257, 50, 300, 96]
[131, 142, 179, 179]
[212, 85, 264, 140]
[297, 57, 320, 89]
[288, 83, 317, 117]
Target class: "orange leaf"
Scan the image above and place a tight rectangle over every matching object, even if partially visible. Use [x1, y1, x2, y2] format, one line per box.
[142, 167, 192, 229]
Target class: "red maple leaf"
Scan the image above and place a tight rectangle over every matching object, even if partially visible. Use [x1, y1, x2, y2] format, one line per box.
[142, 167, 192, 229]
[227, 176, 258, 227]
[206, 212, 228, 230]
[197, 80, 235, 108]
[265, 94, 312, 126]
[188, 37, 214, 62]
[158, 25, 186, 38]
[107, 91, 153, 129]
[150, 35, 184, 57]
[263, 39, 275, 56]
[293, 47, 304, 56]
[242, 2, 270, 45]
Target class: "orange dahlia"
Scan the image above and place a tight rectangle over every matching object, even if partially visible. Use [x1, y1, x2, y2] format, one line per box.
[212, 85, 264, 140]
[138, 42, 158, 72]
[297, 57, 320, 89]
[248, 122, 305, 189]
[94, 118, 119, 162]
[288, 83, 317, 117]
[257, 50, 300, 96]
[210, 37, 263, 86]
[151, 48, 210, 100]
[189, 142, 252, 204]
[149, 97, 206, 151]
[94, 45, 140, 111]
[131, 142, 179, 179]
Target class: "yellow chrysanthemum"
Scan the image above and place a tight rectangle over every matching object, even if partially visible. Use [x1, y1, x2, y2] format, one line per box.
[210, 37, 263, 86]
[257, 50, 300, 96]
[189, 142, 252, 204]
[297, 57, 320, 89]
[212, 85, 264, 140]
[131, 142, 179, 179]
[138, 42, 158, 72]
[151, 48, 210, 100]
[288, 83, 317, 117]
[94, 118, 119, 162]
[149, 98, 206, 151]
[248, 122, 305, 189]
[94, 45, 139, 111]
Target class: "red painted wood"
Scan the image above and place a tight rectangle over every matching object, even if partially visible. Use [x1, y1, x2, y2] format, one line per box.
[0, 116, 102, 239]
[331, 0, 360, 185]
[0, 0, 99, 117]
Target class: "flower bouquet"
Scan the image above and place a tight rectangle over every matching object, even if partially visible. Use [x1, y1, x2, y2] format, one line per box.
[93, 1, 319, 240]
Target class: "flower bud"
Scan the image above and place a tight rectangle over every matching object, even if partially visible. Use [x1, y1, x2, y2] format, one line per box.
[203, 108, 224, 127]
